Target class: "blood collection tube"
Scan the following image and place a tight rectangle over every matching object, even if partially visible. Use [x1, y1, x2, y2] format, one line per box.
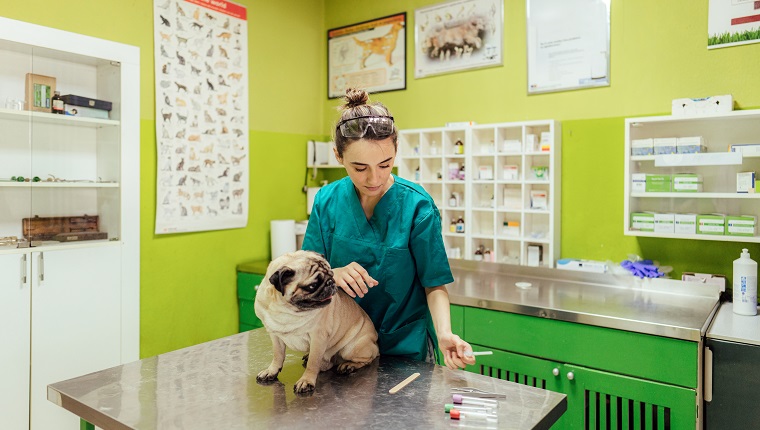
[452, 394, 499, 408]
[445, 403, 495, 414]
[449, 408, 498, 422]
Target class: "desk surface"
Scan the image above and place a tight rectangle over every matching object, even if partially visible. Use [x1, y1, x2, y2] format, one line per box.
[49, 329, 566, 430]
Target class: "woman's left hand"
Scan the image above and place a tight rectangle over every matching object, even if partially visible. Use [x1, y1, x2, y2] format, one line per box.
[438, 332, 477, 370]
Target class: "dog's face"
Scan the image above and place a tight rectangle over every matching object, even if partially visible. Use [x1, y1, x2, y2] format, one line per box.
[268, 251, 336, 310]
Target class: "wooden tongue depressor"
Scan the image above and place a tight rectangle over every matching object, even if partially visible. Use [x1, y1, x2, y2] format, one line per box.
[389, 372, 420, 394]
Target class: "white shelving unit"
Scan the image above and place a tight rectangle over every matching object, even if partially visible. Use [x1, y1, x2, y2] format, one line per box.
[397, 120, 561, 267]
[0, 17, 139, 429]
[624, 109, 760, 242]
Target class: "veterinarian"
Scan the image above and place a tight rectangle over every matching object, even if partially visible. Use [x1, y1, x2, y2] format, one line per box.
[303, 88, 476, 370]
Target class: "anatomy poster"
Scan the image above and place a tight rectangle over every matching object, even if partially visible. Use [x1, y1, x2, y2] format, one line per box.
[153, 0, 249, 234]
[328, 13, 406, 99]
[414, 0, 502, 78]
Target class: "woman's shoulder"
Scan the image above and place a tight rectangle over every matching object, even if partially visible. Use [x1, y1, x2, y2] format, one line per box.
[393, 175, 435, 205]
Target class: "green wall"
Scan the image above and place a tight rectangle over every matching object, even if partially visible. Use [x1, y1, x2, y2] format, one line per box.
[1, 0, 326, 357]
[325, 0, 760, 281]
[5, 0, 759, 358]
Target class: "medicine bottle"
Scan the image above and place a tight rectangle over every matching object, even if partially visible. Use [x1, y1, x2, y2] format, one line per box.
[484, 248, 492, 262]
[733, 248, 758, 316]
[52, 91, 64, 114]
[414, 166, 420, 181]
[456, 216, 465, 233]
[474, 245, 484, 261]
[458, 165, 465, 181]
[455, 139, 464, 155]
[449, 194, 457, 207]
[449, 218, 457, 233]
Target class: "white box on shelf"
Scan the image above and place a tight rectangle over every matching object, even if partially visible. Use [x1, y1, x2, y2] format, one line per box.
[632, 173, 647, 192]
[654, 213, 675, 234]
[503, 188, 522, 210]
[737, 172, 756, 193]
[478, 165, 494, 180]
[676, 136, 706, 154]
[526, 134, 538, 151]
[672, 95, 733, 117]
[654, 138, 678, 155]
[527, 244, 542, 266]
[673, 173, 703, 192]
[530, 190, 548, 210]
[675, 214, 697, 234]
[502, 165, 519, 180]
[631, 138, 654, 156]
[729, 143, 760, 155]
[501, 139, 521, 152]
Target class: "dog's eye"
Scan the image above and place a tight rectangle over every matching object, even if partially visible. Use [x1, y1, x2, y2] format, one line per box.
[302, 282, 319, 292]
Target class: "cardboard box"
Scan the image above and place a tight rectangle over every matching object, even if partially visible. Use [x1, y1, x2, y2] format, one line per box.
[676, 136, 706, 154]
[729, 143, 760, 155]
[675, 214, 697, 234]
[502, 165, 519, 180]
[654, 138, 677, 155]
[672, 95, 733, 116]
[631, 138, 654, 156]
[24, 73, 56, 113]
[673, 173, 703, 192]
[64, 104, 109, 119]
[645, 174, 671, 192]
[737, 172, 756, 193]
[632, 173, 647, 192]
[726, 215, 757, 237]
[682, 272, 726, 291]
[631, 212, 655, 232]
[697, 214, 725, 235]
[530, 190, 548, 210]
[654, 213, 675, 234]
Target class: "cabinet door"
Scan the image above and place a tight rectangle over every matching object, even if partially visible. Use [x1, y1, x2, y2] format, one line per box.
[30, 246, 121, 430]
[0, 253, 31, 429]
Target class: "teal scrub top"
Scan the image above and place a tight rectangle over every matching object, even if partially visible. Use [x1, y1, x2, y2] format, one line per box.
[302, 174, 454, 361]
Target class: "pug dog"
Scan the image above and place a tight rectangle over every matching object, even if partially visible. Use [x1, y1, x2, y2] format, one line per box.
[254, 250, 379, 393]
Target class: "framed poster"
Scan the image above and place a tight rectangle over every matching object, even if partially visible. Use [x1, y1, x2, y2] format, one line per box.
[527, 0, 610, 94]
[708, 0, 760, 49]
[328, 13, 406, 99]
[414, 0, 503, 79]
[153, 0, 250, 234]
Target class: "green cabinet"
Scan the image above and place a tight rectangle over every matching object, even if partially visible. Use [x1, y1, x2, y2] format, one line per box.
[458, 306, 698, 429]
[237, 260, 269, 332]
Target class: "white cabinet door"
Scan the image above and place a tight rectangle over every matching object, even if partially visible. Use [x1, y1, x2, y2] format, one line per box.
[0, 252, 31, 429]
[30, 246, 122, 430]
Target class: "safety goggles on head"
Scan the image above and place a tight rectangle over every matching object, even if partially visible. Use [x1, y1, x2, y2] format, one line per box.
[336, 115, 395, 139]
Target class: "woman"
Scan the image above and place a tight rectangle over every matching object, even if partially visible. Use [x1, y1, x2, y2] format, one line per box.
[302, 88, 475, 369]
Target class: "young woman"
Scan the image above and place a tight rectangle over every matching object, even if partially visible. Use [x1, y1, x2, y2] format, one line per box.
[302, 88, 475, 369]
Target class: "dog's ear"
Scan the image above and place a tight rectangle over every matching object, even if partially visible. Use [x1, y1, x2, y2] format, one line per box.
[269, 267, 295, 295]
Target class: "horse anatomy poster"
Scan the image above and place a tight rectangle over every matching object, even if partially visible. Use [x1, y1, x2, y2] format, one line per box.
[153, 0, 249, 234]
[328, 13, 406, 98]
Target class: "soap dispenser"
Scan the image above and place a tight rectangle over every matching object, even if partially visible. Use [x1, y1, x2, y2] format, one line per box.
[733, 248, 758, 316]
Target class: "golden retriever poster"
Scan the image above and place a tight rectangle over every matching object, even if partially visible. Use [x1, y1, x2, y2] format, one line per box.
[327, 13, 406, 98]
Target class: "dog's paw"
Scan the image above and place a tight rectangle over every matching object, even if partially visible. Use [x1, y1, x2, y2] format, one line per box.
[256, 367, 281, 382]
[294, 377, 316, 394]
[336, 362, 359, 374]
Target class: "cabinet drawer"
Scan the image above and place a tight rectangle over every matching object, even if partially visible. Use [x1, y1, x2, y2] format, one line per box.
[463, 307, 697, 388]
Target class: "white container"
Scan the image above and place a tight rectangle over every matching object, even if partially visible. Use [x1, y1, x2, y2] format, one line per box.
[733, 248, 758, 316]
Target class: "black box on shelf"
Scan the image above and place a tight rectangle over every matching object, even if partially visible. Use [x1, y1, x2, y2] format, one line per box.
[61, 94, 112, 111]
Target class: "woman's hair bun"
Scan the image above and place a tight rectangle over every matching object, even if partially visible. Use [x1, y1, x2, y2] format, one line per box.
[343, 88, 369, 109]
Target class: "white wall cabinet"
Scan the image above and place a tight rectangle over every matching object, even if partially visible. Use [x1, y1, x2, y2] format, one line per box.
[624, 110, 760, 242]
[0, 17, 139, 429]
[397, 120, 561, 267]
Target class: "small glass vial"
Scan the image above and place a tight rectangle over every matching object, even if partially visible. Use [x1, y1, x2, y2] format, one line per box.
[414, 166, 420, 181]
[51, 91, 65, 115]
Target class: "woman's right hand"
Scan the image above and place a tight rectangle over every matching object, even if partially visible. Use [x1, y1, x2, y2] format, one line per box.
[332, 262, 378, 298]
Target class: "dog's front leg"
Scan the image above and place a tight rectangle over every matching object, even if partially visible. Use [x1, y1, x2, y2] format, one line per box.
[256, 334, 286, 382]
[294, 335, 328, 394]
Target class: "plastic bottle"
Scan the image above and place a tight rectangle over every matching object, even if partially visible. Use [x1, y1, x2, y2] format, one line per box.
[474, 245, 484, 261]
[454, 139, 463, 155]
[733, 248, 758, 316]
[456, 216, 464, 233]
[51, 91, 64, 115]
[449, 194, 457, 207]
[449, 218, 456, 233]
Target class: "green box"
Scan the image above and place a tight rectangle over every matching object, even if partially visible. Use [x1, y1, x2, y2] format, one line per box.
[236, 259, 269, 332]
[673, 173, 703, 192]
[631, 212, 655, 232]
[645, 174, 671, 192]
[726, 215, 757, 237]
[697, 214, 725, 235]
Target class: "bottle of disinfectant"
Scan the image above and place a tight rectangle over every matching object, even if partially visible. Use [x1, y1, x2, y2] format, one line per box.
[733, 248, 758, 316]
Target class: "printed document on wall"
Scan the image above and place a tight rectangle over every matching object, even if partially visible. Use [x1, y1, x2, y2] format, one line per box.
[708, 0, 760, 49]
[153, 0, 249, 234]
[527, 0, 610, 94]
